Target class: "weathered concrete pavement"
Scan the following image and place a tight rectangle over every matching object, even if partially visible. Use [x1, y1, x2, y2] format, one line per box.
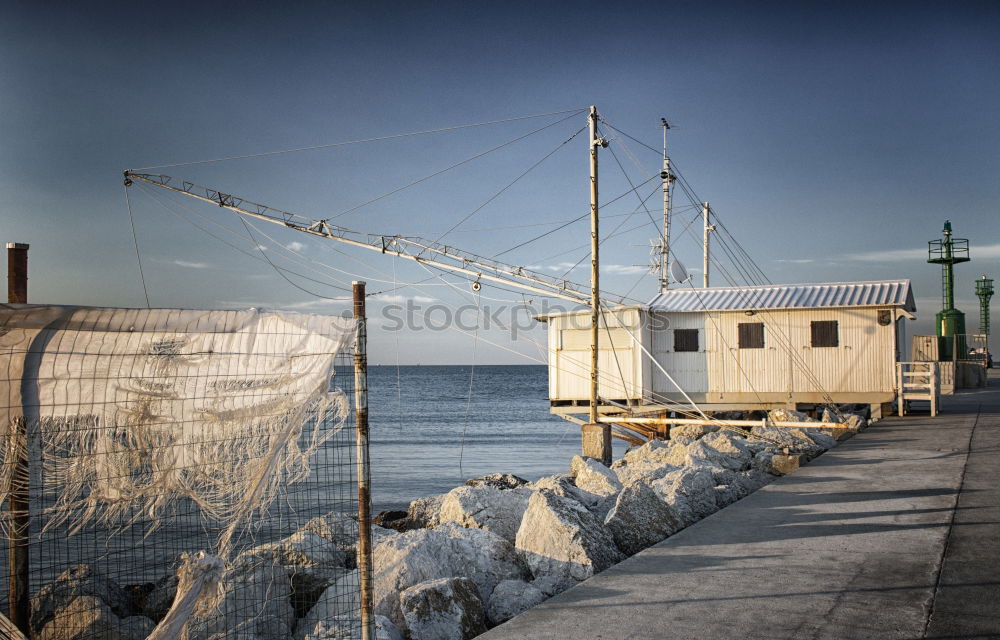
[481, 370, 1000, 639]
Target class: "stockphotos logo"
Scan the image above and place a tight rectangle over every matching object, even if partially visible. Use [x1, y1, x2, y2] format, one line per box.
[378, 299, 670, 339]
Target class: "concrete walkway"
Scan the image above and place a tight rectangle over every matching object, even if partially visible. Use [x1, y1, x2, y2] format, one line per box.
[481, 371, 1000, 639]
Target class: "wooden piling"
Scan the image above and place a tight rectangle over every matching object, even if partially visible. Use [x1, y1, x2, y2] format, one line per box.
[6, 242, 30, 635]
[353, 281, 374, 640]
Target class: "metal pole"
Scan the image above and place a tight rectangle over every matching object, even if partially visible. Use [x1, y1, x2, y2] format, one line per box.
[660, 119, 672, 294]
[702, 202, 713, 288]
[589, 107, 600, 427]
[6, 242, 29, 635]
[352, 281, 374, 640]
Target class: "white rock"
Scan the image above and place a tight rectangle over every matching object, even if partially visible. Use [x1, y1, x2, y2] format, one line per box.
[465, 473, 529, 490]
[614, 439, 680, 467]
[31, 565, 132, 635]
[750, 425, 825, 456]
[650, 466, 719, 527]
[294, 570, 360, 640]
[187, 560, 294, 640]
[37, 595, 153, 640]
[603, 481, 685, 556]
[768, 408, 815, 423]
[570, 456, 622, 497]
[407, 494, 446, 529]
[530, 473, 615, 520]
[514, 489, 624, 582]
[486, 579, 547, 626]
[437, 484, 531, 543]
[238, 530, 346, 620]
[714, 469, 773, 507]
[399, 577, 487, 640]
[295, 613, 402, 640]
[669, 424, 717, 440]
[372, 522, 527, 629]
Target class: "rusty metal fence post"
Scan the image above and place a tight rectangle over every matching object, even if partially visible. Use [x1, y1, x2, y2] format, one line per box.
[6, 242, 30, 635]
[352, 281, 374, 640]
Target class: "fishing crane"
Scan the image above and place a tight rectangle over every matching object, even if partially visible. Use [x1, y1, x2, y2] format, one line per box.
[123, 172, 634, 308]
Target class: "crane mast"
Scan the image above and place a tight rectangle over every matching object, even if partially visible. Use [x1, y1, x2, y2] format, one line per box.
[123, 171, 632, 308]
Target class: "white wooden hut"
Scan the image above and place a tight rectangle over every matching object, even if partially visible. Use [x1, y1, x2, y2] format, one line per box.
[546, 280, 915, 431]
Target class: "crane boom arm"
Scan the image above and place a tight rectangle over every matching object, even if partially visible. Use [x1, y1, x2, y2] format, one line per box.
[124, 172, 634, 306]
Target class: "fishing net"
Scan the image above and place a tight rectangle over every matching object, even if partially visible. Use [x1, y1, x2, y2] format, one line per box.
[0, 305, 362, 639]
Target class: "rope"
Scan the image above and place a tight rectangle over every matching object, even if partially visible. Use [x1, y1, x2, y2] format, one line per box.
[124, 182, 151, 308]
[458, 289, 481, 478]
[134, 107, 588, 171]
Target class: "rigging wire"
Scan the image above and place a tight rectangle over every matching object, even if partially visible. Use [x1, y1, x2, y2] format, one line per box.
[134, 107, 588, 171]
[124, 182, 151, 308]
[428, 122, 588, 247]
[328, 112, 584, 222]
[237, 215, 353, 297]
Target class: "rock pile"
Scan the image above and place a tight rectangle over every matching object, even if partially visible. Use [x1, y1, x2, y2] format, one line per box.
[32, 412, 863, 640]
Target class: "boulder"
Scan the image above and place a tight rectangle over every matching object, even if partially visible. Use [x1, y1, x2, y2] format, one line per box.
[486, 579, 547, 626]
[238, 530, 346, 619]
[514, 489, 624, 582]
[465, 473, 529, 490]
[530, 473, 615, 520]
[530, 575, 573, 597]
[294, 569, 360, 640]
[682, 437, 753, 471]
[650, 466, 719, 527]
[135, 573, 177, 622]
[296, 614, 402, 640]
[372, 522, 527, 629]
[303, 512, 360, 554]
[437, 484, 531, 543]
[822, 408, 866, 431]
[570, 456, 622, 498]
[406, 494, 446, 529]
[31, 565, 133, 635]
[768, 408, 815, 423]
[669, 423, 717, 440]
[750, 425, 826, 457]
[187, 559, 294, 640]
[603, 481, 685, 556]
[614, 439, 680, 467]
[714, 469, 774, 507]
[373, 510, 412, 532]
[399, 577, 487, 640]
[36, 595, 152, 640]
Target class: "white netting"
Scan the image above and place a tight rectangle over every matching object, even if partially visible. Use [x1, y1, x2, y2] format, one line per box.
[0, 305, 356, 555]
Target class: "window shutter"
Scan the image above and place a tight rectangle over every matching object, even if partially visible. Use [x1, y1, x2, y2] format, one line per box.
[738, 322, 765, 349]
[674, 329, 699, 352]
[811, 320, 839, 347]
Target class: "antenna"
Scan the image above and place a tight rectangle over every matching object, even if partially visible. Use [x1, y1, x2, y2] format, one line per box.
[658, 117, 674, 293]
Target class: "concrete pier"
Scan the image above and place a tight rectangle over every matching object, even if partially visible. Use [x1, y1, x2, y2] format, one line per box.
[481, 370, 1000, 639]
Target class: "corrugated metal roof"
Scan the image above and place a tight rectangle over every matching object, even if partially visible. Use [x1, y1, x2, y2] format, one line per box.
[646, 280, 915, 313]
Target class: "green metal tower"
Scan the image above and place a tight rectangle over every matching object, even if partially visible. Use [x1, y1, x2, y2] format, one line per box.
[927, 220, 970, 360]
[976, 275, 993, 361]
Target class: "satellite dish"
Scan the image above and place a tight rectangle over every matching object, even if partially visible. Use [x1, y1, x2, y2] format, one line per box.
[669, 259, 691, 284]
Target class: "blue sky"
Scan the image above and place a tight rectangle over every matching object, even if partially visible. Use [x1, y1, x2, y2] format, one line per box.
[2, 1, 998, 363]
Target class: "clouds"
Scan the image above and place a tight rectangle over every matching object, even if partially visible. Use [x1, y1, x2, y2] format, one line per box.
[526, 262, 647, 275]
[846, 243, 1000, 263]
[375, 294, 435, 304]
[286, 241, 306, 252]
[172, 260, 209, 269]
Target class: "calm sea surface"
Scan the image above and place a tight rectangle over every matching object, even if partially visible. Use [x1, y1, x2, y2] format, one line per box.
[367, 364, 627, 511]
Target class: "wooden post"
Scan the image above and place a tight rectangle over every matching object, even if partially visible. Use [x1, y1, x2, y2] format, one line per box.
[352, 281, 374, 640]
[585, 107, 611, 465]
[6, 242, 30, 635]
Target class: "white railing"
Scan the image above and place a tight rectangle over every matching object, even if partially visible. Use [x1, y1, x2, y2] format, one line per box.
[896, 361, 939, 417]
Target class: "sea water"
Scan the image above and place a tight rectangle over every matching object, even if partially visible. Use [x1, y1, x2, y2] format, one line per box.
[368, 364, 628, 511]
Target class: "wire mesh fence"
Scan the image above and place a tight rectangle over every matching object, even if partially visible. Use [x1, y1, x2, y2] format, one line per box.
[0, 305, 363, 639]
